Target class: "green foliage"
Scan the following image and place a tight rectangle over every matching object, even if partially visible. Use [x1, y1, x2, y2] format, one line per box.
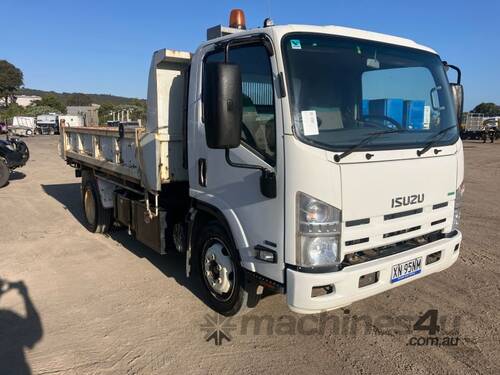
[66, 93, 93, 106]
[23, 105, 61, 117]
[0, 103, 24, 122]
[0, 103, 61, 122]
[32, 94, 66, 113]
[17, 88, 145, 107]
[0, 60, 24, 107]
[472, 102, 500, 116]
[98, 102, 116, 123]
[98, 102, 147, 124]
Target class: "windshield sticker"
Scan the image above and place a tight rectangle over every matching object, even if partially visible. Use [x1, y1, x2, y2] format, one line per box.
[423, 106, 431, 128]
[290, 39, 302, 49]
[301, 110, 319, 136]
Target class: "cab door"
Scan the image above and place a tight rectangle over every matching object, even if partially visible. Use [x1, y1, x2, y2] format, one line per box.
[189, 39, 285, 283]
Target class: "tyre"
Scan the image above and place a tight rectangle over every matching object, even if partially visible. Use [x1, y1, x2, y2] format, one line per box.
[81, 177, 113, 233]
[194, 221, 248, 316]
[14, 141, 30, 162]
[0, 159, 9, 188]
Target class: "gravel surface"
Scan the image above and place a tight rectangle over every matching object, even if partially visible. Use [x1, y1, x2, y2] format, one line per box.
[0, 136, 498, 374]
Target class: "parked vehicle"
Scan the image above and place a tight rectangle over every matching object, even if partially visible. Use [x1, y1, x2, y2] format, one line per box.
[482, 125, 497, 143]
[60, 10, 465, 315]
[58, 115, 84, 128]
[36, 114, 59, 135]
[10, 116, 36, 137]
[461, 114, 500, 140]
[0, 137, 30, 188]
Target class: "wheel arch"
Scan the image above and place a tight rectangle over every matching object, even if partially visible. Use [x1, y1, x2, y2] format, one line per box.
[191, 200, 249, 251]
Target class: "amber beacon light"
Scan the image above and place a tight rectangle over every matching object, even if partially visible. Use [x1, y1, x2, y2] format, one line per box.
[229, 9, 246, 29]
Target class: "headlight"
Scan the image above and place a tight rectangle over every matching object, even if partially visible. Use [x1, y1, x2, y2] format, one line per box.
[452, 181, 465, 231]
[296, 192, 341, 267]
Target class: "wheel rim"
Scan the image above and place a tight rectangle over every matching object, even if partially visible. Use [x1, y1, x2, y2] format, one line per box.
[84, 188, 96, 225]
[202, 239, 235, 301]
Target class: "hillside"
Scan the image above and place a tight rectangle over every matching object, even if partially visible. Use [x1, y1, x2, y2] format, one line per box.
[17, 88, 146, 106]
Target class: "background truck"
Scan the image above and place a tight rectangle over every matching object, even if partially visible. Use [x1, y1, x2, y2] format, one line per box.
[460, 113, 500, 140]
[60, 9, 465, 315]
[9, 116, 36, 137]
[58, 115, 84, 128]
[36, 114, 59, 135]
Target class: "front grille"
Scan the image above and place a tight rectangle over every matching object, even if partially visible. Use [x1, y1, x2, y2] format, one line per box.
[342, 231, 445, 267]
[346, 218, 370, 227]
[384, 208, 423, 221]
[345, 237, 369, 246]
[433, 202, 448, 210]
[342, 201, 452, 255]
[431, 218, 446, 226]
[383, 225, 421, 238]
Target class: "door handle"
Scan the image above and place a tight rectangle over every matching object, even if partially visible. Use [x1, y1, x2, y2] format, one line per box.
[198, 158, 207, 187]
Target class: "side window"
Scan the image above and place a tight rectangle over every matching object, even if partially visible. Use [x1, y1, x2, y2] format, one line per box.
[204, 44, 276, 165]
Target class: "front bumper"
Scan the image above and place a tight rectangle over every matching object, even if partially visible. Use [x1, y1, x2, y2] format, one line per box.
[286, 231, 461, 314]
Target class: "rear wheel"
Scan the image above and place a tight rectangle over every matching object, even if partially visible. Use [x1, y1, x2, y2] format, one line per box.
[81, 177, 113, 233]
[194, 221, 248, 316]
[0, 160, 9, 188]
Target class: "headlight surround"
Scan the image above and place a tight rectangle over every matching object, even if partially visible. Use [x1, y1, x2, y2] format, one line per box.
[452, 181, 465, 231]
[296, 192, 341, 267]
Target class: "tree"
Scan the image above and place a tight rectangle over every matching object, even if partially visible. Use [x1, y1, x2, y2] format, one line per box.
[0, 60, 23, 108]
[66, 93, 92, 106]
[23, 105, 61, 117]
[0, 103, 23, 122]
[98, 102, 116, 123]
[33, 94, 66, 113]
[471, 102, 500, 116]
[129, 99, 147, 122]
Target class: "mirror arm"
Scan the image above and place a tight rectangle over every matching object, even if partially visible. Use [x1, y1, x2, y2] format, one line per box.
[443, 61, 462, 84]
[225, 148, 267, 173]
[225, 149, 277, 199]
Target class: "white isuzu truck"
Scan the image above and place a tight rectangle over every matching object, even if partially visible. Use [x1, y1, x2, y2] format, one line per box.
[60, 10, 465, 315]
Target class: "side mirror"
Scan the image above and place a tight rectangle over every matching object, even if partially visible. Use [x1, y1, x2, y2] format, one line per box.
[450, 83, 464, 126]
[204, 62, 242, 149]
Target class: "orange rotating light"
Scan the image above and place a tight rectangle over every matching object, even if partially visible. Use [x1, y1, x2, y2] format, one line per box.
[229, 9, 246, 30]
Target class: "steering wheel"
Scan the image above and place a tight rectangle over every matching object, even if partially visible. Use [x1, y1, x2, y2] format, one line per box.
[360, 114, 403, 130]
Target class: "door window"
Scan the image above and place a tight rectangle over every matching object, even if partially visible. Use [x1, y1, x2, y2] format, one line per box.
[204, 43, 276, 165]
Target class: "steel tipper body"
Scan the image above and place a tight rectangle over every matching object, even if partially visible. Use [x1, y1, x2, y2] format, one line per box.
[61, 12, 465, 315]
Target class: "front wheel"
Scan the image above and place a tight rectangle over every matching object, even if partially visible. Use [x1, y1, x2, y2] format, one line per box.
[194, 222, 248, 316]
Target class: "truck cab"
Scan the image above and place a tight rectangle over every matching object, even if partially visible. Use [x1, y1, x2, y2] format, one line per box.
[62, 10, 464, 315]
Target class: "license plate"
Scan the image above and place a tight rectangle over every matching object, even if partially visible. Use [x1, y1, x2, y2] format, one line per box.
[391, 257, 422, 283]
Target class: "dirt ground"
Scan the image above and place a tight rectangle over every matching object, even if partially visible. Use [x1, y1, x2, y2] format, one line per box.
[0, 135, 498, 375]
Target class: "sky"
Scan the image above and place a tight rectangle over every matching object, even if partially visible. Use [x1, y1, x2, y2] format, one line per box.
[2, 0, 499, 110]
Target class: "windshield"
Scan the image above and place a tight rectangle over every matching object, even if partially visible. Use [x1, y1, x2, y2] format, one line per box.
[282, 33, 458, 151]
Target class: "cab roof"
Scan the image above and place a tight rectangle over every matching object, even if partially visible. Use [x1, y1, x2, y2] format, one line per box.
[202, 24, 437, 55]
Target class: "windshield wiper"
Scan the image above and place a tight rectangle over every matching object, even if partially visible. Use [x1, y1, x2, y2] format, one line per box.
[416, 126, 457, 156]
[333, 129, 407, 162]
